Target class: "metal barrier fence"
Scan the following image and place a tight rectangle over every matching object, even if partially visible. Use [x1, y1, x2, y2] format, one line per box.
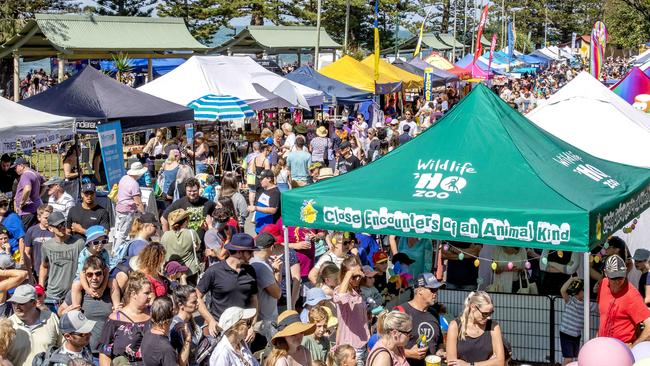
[438, 290, 599, 364]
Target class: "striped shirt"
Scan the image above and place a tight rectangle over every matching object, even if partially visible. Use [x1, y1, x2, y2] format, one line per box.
[561, 296, 597, 337]
[48, 192, 75, 219]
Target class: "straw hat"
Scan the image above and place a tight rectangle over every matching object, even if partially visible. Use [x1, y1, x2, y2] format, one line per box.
[316, 126, 328, 137]
[168, 209, 190, 227]
[272, 310, 315, 344]
[127, 162, 148, 177]
[317, 167, 334, 180]
[322, 306, 338, 328]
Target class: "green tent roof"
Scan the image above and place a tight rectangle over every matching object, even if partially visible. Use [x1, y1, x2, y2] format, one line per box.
[385, 33, 452, 54]
[0, 14, 208, 58]
[214, 26, 341, 53]
[437, 33, 465, 48]
[480, 35, 492, 46]
[281, 84, 650, 252]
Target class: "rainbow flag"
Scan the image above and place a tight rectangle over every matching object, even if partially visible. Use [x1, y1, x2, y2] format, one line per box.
[590, 21, 608, 80]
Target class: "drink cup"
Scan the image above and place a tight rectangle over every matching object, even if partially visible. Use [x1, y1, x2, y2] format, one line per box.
[424, 355, 441, 366]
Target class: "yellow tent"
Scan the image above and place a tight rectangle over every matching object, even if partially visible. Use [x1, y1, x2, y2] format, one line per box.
[360, 56, 423, 89]
[319, 55, 401, 94]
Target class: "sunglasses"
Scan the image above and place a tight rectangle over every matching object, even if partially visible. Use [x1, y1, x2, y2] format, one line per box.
[474, 306, 494, 319]
[396, 328, 413, 339]
[85, 270, 103, 278]
[89, 239, 108, 246]
[0, 202, 8, 208]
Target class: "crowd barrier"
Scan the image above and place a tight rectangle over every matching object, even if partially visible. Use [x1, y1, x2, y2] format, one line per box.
[438, 290, 599, 364]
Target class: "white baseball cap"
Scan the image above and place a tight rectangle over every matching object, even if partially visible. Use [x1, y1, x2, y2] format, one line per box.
[218, 306, 256, 333]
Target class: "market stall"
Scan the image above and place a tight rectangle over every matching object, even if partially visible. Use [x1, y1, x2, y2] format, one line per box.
[610, 67, 650, 105]
[285, 66, 373, 104]
[318, 55, 402, 94]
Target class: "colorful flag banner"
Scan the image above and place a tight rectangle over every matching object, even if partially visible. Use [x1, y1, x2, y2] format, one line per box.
[571, 32, 577, 50]
[507, 21, 514, 58]
[472, 5, 489, 65]
[414, 8, 434, 57]
[488, 34, 497, 72]
[590, 21, 608, 80]
[424, 67, 434, 101]
[373, 0, 380, 81]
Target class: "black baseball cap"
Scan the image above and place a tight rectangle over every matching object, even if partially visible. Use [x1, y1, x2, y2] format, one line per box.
[81, 182, 96, 193]
[11, 157, 28, 168]
[257, 169, 274, 180]
[255, 232, 276, 249]
[47, 211, 66, 227]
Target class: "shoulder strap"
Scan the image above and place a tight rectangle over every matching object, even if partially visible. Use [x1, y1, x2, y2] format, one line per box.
[367, 347, 392, 366]
[117, 310, 135, 323]
[394, 305, 406, 313]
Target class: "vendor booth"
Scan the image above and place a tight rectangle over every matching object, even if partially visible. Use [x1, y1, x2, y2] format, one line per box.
[318, 55, 402, 94]
[285, 66, 373, 104]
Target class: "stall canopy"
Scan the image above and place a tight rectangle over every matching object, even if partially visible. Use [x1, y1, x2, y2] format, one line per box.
[610, 67, 650, 105]
[0, 97, 75, 151]
[423, 52, 470, 78]
[138, 56, 323, 110]
[19, 65, 193, 132]
[528, 72, 650, 168]
[318, 55, 402, 94]
[391, 59, 426, 76]
[285, 66, 372, 104]
[281, 84, 650, 252]
[409, 58, 459, 83]
[360, 56, 424, 89]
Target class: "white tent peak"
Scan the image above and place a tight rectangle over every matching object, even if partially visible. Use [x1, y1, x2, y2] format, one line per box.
[137, 55, 323, 110]
[527, 71, 650, 168]
[0, 97, 75, 137]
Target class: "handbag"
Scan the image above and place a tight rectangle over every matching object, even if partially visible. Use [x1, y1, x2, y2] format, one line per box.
[517, 272, 539, 295]
[107, 183, 119, 203]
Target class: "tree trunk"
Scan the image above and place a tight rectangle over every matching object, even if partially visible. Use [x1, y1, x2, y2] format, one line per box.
[441, 0, 451, 32]
[251, 4, 265, 25]
[0, 58, 13, 99]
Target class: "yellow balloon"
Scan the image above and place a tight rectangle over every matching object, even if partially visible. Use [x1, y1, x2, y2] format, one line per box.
[474, 259, 480, 268]
[634, 358, 650, 366]
[594, 255, 601, 263]
[558, 250, 564, 258]
[491, 262, 497, 271]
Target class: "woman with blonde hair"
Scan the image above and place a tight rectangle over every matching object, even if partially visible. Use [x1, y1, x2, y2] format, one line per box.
[0, 317, 14, 365]
[366, 311, 412, 366]
[160, 149, 180, 202]
[316, 263, 340, 297]
[265, 310, 315, 366]
[447, 291, 505, 366]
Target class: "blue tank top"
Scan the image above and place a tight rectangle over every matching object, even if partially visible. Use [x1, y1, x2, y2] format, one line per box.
[162, 166, 180, 192]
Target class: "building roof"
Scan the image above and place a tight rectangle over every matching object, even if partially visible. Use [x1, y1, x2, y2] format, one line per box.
[388, 33, 452, 54]
[480, 35, 491, 47]
[438, 33, 465, 48]
[0, 14, 208, 59]
[214, 26, 341, 54]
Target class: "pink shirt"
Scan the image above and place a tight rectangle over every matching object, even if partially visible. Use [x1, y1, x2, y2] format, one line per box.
[333, 287, 370, 349]
[115, 175, 141, 213]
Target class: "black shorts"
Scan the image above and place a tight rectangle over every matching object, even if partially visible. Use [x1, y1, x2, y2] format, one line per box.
[560, 331, 581, 358]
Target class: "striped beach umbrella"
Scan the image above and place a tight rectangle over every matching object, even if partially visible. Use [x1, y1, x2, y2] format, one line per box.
[187, 94, 255, 121]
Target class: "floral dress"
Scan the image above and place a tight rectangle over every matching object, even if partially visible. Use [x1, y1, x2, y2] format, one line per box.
[99, 311, 151, 365]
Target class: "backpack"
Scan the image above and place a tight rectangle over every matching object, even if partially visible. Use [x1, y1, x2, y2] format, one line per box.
[32, 346, 72, 366]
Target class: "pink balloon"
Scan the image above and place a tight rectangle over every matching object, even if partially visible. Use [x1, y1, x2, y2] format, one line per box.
[567, 362, 578, 366]
[578, 337, 634, 366]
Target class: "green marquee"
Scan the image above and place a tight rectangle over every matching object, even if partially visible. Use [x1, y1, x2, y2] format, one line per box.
[281, 84, 650, 252]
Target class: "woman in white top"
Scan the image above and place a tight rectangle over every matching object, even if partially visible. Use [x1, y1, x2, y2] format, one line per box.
[490, 246, 528, 293]
[210, 307, 259, 366]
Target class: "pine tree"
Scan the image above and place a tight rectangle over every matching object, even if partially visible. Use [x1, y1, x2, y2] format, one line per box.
[95, 0, 157, 16]
[604, 0, 650, 49]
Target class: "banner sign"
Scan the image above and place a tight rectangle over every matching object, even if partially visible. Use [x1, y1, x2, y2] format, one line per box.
[97, 121, 126, 189]
[472, 5, 490, 65]
[571, 32, 577, 50]
[488, 34, 497, 72]
[507, 21, 514, 58]
[185, 123, 194, 147]
[424, 67, 435, 101]
[590, 21, 608, 80]
[0, 132, 73, 153]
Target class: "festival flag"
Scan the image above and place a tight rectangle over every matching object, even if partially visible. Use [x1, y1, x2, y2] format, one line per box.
[414, 8, 434, 57]
[507, 21, 514, 59]
[590, 21, 608, 80]
[373, 0, 380, 81]
[488, 34, 497, 72]
[472, 5, 489, 65]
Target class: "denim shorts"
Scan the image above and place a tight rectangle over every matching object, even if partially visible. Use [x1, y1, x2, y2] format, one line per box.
[560, 331, 581, 358]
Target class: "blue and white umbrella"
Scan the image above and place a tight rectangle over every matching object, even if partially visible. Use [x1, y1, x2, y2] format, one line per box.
[187, 94, 256, 121]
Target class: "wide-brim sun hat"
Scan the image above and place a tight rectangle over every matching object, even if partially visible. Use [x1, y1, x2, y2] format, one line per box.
[272, 310, 315, 344]
[127, 162, 148, 176]
[316, 126, 328, 137]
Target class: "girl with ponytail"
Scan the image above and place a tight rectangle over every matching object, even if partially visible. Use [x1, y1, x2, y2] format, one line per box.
[366, 310, 412, 366]
[447, 291, 505, 366]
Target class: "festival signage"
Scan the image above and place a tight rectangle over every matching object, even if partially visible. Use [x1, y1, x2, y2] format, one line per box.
[590, 21, 608, 80]
[423, 68, 435, 101]
[472, 5, 490, 65]
[97, 121, 126, 188]
[488, 34, 497, 72]
[0, 132, 73, 153]
[185, 123, 194, 146]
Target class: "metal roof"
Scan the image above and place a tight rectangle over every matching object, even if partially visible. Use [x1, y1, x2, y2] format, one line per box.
[214, 26, 341, 54]
[1, 14, 208, 59]
[437, 33, 466, 48]
[389, 33, 452, 54]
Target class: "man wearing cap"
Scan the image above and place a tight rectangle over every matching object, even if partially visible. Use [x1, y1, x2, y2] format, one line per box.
[6, 284, 61, 366]
[597, 254, 650, 346]
[249, 232, 282, 347]
[13, 157, 44, 228]
[632, 248, 650, 305]
[334, 140, 361, 175]
[32, 309, 95, 365]
[287, 136, 312, 187]
[197, 233, 259, 336]
[398, 124, 413, 145]
[44, 177, 74, 219]
[249, 169, 281, 233]
[66, 183, 109, 236]
[0, 193, 26, 265]
[396, 273, 445, 365]
[161, 177, 215, 232]
[112, 162, 147, 265]
[39, 211, 85, 304]
[0, 154, 17, 200]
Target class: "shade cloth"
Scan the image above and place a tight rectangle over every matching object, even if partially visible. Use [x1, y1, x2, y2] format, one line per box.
[285, 66, 372, 104]
[187, 94, 255, 121]
[360, 56, 423, 89]
[318, 55, 402, 94]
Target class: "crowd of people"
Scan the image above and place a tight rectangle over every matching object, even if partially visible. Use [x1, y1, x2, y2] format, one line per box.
[0, 55, 647, 366]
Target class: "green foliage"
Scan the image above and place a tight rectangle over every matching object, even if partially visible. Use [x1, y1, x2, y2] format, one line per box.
[95, 0, 157, 16]
[605, 0, 650, 49]
[0, 0, 79, 42]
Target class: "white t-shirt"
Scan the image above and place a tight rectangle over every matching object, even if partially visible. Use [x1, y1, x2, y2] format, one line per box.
[48, 192, 75, 218]
[314, 251, 346, 271]
[398, 120, 418, 137]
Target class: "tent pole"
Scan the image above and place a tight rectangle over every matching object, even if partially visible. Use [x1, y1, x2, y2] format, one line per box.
[283, 226, 292, 310]
[583, 251, 590, 343]
[13, 52, 20, 102]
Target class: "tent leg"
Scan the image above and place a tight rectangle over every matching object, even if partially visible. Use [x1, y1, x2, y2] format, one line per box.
[147, 58, 153, 83]
[583, 251, 590, 344]
[283, 226, 292, 310]
[13, 52, 20, 102]
[57, 55, 65, 83]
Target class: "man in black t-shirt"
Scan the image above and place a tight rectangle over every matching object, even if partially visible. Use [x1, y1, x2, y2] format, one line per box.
[67, 183, 110, 237]
[197, 233, 258, 336]
[250, 169, 281, 234]
[396, 273, 445, 366]
[335, 140, 361, 175]
[162, 178, 215, 231]
[443, 241, 482, 290]
[0, 154, 17, 199]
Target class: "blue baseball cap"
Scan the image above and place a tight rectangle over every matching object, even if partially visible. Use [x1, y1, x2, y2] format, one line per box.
[85, 225, 107, 245]
[304, 287, 331, 306]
